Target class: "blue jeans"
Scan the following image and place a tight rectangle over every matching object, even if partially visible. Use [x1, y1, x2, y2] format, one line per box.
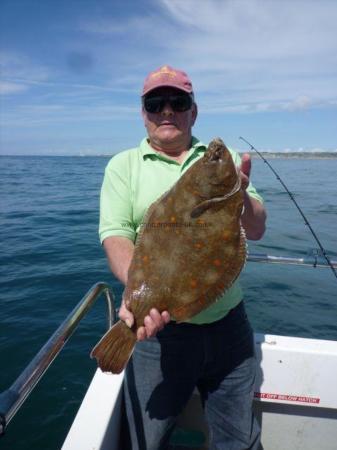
[124, 301, 260, 450]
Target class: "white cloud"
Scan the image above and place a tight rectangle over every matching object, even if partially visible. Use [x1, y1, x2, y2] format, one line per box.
[0, 81, 28, 95]
[0, 51, 54, 98]
[2, 102, 140, 128]
[285, 96, 312, 112]
[0, 51, 50, 82]
[198, 95, 326, 114]
[154, 0, 337, 112]
[4, 1, 337, 113]
[79, 14, 163, 35]
[1, 0, 337, 157]
[77, 0, 337, 113]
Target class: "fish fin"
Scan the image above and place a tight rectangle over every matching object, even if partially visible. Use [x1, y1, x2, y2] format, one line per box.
[191, 174, 242, 219]
[190, 197, 227, 218]
[237, 225, 247, 271]
[134, 200, 158, 245]
[173, 298, 209, 322]
[90, 320, 136, 374]
[173, 283, 230, 322]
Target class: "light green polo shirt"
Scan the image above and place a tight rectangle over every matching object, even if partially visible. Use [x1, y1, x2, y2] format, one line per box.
[99, 137, 263, 324]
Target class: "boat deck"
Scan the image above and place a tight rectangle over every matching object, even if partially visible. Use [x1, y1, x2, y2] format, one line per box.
[62, 333, 337, 450]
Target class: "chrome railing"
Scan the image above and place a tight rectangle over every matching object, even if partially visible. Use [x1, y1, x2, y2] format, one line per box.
[247, 251, 337, 269]
[1, 251, 336, 435]
[0, 282, 115, 436]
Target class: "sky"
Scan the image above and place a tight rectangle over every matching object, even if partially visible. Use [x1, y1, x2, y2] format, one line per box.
[1, 0, 337, 155]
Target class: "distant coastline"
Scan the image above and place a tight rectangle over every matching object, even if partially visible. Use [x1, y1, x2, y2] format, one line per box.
[1, 152, 337, 159]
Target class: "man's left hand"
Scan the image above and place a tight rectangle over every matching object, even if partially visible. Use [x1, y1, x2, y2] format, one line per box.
[239, 153, 251, 191]
[238, 152, 267, 240]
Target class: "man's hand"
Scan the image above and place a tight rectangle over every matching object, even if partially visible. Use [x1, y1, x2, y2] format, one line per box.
[239, 153, 251, 191]
[238, 152, 267, 240]
[119, 297, 170, 341]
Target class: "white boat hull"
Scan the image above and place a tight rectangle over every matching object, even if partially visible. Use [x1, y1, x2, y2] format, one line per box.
[62, 333, 337, 450]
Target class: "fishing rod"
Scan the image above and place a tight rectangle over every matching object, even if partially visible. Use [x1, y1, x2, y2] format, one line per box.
[239, 136, 337, 280]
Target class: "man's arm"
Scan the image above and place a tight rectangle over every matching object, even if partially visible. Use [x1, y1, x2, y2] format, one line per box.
[239, 153, 267, 240]
[103, 236, 170, 339]
[103, 236, 134, 286]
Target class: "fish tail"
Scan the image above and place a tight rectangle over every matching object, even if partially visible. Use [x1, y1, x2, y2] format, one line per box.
[90, 320, 136, 374]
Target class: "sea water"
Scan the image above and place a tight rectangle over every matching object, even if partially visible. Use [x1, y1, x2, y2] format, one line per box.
[0, 155, 336, 450]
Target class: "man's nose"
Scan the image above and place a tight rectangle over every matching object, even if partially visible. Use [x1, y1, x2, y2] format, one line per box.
[161, 101, 174, 115]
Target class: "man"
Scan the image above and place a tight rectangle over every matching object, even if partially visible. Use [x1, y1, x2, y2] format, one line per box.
[99, 65, 266, 449]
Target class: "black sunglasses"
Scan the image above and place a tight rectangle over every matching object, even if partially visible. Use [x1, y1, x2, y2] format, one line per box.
[143, 93, 193, 114]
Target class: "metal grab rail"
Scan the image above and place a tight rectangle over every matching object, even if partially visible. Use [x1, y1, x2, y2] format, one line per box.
[0, 252, 335, 435]
[0, 282, 115, 436]
[247, 252, 337, 269]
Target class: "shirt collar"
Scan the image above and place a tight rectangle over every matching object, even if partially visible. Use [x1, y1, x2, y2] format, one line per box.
[139, 137, 207, 163]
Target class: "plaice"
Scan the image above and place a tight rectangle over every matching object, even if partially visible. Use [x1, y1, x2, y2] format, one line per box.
[91, 138, 246, 373]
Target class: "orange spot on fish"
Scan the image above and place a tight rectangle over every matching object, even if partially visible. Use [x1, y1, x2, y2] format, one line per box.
[170, 216, 176, 222]
[142, 255, 149, 263]
[213, 259, 222, 266]
[190, 279, 197, 288]
[194, 242, 203, 249]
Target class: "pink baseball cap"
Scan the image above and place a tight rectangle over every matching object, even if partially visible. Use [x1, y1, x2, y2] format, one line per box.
[142, 65, 193, 96]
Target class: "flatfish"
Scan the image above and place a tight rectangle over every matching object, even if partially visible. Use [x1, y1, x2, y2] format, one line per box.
[91, 138, 246, 373]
